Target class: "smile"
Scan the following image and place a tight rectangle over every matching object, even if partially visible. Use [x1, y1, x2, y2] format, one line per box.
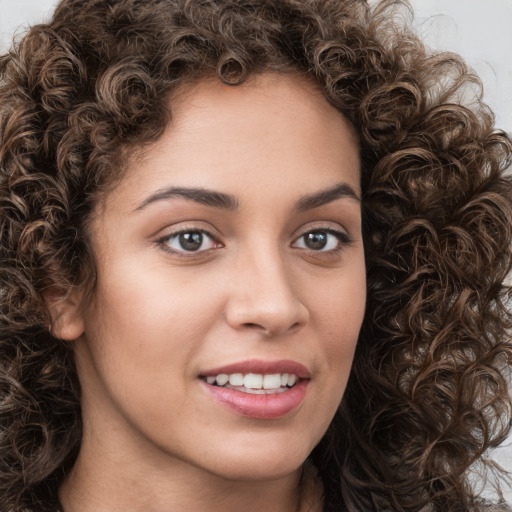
[204, 372, 298, 394]
[200, 360, 310, 419]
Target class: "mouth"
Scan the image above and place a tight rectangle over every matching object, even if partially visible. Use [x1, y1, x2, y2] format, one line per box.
[199, 360, 310, 419]
[201, 372, 299, 395]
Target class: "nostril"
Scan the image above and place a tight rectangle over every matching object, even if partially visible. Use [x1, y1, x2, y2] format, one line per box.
[226, 293, 309, 337]
[242, 322, 266, 330]
[289, 322, 302, 332]
[241, 322, 278, 337]
[240, 320, 303, 337]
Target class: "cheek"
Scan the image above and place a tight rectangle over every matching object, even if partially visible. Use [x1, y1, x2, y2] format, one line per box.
[79, 262, 226, 396]
[298, 269, 365, 450]
[313, 266, 366, 374]
[92, 260, 222, 338]
[76, 271, 223, 433]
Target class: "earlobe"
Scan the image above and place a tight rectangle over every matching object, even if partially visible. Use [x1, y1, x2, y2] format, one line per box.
[45, 289, 86, 341]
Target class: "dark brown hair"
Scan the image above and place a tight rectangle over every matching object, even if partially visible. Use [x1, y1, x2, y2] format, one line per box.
[1, 0, 511, 510]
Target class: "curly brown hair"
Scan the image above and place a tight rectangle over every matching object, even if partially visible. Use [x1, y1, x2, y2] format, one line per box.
[1, 0, 511, 510]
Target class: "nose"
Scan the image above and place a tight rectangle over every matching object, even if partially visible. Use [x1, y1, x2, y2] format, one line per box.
[225, 249, 309, 338]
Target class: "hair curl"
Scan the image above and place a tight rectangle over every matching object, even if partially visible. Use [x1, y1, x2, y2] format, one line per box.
[1, 0, 512, 510]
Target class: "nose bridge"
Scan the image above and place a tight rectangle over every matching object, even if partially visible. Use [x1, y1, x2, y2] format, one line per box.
[226, 241, 308, 336]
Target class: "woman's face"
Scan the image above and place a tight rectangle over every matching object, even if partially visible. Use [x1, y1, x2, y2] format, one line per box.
[70, 74, 365, 482]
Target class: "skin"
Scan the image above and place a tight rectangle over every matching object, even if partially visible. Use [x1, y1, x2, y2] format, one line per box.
[54, 73, 366, 512]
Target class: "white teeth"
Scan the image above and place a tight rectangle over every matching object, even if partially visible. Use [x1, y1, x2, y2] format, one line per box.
[263, 374, 282, 389]
[205, 372, 299, 390]
[228, 373, 244, 386]
[244, 373, 263, 389]
[216, 374, 229, 386]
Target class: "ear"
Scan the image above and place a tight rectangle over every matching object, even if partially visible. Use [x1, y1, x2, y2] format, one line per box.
[44, 288, 85, 341]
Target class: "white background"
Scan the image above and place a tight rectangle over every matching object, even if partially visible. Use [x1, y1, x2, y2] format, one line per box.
[1, 0, 512, 502]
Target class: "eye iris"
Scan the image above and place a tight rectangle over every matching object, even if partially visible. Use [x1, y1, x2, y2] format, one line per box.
[304, 231, 328, 250]
[179, 232, 203, 251]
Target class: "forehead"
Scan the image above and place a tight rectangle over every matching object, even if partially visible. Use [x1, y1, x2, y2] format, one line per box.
[165, 73, 359, 163]
[105, 73, 361, 214]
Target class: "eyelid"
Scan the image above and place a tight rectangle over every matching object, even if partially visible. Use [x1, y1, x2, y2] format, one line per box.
[155, 225, 223, 255]
[291, 224, 353, 252]
[154, 221, 353, 258]
[291, 221, 351, 241]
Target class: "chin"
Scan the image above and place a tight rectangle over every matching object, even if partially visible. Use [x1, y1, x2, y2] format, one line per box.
[211, 456, 305, 483]
[198, 434, 318, 482]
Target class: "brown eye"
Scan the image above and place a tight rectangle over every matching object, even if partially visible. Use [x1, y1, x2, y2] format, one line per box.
[161, 230, 219, 253]
[293, 228, 350, 252]
[179, 232, 203, 251]
[303, 231, 329, 250]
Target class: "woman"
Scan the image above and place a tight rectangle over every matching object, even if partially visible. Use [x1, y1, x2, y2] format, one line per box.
[1, 0, 511, 510]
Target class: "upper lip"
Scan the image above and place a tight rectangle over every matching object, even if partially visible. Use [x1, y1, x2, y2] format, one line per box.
[200, 359, 311, 379]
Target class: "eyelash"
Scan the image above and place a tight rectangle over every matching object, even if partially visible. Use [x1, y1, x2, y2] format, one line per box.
[156, 226, 352, 256]
[292, 228, 352, 254]
[157, 227, 221, 256]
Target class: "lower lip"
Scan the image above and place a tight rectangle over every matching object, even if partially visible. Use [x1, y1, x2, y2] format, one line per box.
[201, 380, 309, 419]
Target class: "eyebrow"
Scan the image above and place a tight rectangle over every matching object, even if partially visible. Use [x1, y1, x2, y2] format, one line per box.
[294, 182, 360, 211]
[133, 181, 360, 213]
[133, 187, 239, 212]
